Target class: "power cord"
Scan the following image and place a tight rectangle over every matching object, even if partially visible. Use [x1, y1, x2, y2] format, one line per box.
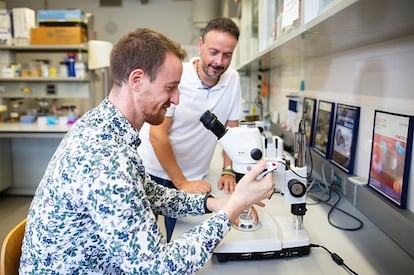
[306, 142, 314, 179]
[328, 184, 363, 231]
[308, 183, 363, 231]
[307, 160, 363, 231]
[310, 243, 359, 275]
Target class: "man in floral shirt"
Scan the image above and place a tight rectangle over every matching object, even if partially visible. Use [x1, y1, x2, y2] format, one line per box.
[19, 28, 274, 274]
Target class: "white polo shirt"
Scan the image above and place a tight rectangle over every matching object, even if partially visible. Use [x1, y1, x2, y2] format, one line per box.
[138, 57, 242, 181]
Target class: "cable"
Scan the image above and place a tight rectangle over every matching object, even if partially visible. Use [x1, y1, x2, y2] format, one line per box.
[321, 160, 332, 192]
[308, 183, 363, 231]
[276, 160, 308, 180]
[306, 142, 314, 179]
[278, 132, 363, 230]
[328, 185, 363, 231]
[310, 243, 359, 275]
[306, 159, 363, 231]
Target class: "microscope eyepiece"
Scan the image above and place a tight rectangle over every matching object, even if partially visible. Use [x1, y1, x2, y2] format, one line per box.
[200, 110, 227, 139]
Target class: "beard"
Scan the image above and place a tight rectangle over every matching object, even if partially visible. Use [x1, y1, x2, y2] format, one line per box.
[146, 115, 165, 125]
[202, 62, 225, 79]
[143, 104, 168, 125]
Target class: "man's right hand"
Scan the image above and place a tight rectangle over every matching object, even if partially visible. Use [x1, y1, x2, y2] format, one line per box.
[177, 179, 212, 194]
[220, 160, 274, 224]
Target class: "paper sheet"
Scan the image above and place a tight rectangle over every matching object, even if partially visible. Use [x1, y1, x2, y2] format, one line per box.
[281, 0, 300, 28]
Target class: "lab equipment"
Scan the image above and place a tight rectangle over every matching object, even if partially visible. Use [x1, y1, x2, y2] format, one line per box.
[200, 110, 310, 262]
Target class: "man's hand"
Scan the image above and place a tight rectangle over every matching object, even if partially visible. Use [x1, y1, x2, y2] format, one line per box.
[220, 160, 274, 224]
[178, 179, 212, 194]
[217, 174, 236, 194]
[232, 206, 259, 226]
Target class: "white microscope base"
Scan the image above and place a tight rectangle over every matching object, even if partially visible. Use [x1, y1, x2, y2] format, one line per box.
[214, 212, 310, 262]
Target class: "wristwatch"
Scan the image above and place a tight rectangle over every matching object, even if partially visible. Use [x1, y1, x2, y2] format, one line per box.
[204, 194, 214, 213]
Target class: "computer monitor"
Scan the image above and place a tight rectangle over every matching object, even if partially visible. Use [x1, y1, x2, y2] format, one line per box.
[330, 103, 360, 174]
[302, 97, 317, 147]
[312, 100, 335, 159]
[368, 110, 413, 208]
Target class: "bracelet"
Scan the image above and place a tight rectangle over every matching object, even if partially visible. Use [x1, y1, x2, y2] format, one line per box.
[221, 166, 235, 177]
[221, 171, 236, 177]
[204, 194, 214, 214]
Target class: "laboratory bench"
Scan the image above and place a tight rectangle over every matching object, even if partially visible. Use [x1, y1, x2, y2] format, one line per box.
[0, 122, 69, 194]
[1, 123, 413, 274]
[172, 147, 414, 275]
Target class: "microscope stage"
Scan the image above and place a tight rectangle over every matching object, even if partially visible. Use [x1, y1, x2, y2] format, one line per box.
[214, 211, 310, 262]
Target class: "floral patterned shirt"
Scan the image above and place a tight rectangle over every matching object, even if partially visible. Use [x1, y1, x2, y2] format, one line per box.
[19, 98, 231, 274]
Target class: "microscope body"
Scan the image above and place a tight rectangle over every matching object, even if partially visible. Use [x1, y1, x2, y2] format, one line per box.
[200, 110, 308, 226]
[217, 124, 263, 174]
[200, 111, 310, 261]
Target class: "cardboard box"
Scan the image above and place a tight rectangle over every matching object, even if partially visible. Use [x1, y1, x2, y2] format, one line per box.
[30, 26, 87, 45]
[11, 8, 35, 38]
[37, 9, 85, 23]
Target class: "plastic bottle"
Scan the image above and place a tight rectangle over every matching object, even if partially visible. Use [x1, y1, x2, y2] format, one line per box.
[67, 105, 78, 125]
[49, 64, 57, 78]
[59, 62, 68, 77]
[75, 62, 86, 78]
[67, 53, 76, 77]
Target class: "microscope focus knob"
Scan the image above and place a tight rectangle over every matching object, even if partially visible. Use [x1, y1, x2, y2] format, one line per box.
[250, 148, 263, 160]
[287, 179, 306, 198]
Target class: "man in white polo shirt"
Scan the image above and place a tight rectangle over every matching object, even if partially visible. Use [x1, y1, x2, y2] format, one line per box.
[138, 17, 242, 241]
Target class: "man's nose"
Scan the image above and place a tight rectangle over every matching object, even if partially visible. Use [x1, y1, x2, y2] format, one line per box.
[214, 54, 225, 65]
[170, 89, 179, 105]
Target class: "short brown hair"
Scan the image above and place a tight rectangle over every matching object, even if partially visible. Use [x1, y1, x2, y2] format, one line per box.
[110, 28, 187, 87]
[201, 17, 240, 41]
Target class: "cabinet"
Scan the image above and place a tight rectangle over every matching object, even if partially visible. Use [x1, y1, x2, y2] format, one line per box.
[0, 43, 98, 122]
[236, 0, 414, 260]
[236, 0, 414, 73]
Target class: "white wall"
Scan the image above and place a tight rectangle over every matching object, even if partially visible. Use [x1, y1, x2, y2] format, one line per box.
[266, 35, 414, 213]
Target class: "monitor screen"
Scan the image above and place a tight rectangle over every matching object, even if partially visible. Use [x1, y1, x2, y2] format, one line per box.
[312, 100, 335, 159]
[330, 103, 360, 174]
[302, 97, 317, 147]
[368, 110, 413, 208]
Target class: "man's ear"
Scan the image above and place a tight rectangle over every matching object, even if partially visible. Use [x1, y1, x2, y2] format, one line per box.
[129, 69, 145, 91]
[198, 37, 203, 54]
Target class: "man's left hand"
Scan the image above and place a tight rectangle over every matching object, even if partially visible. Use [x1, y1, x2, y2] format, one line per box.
[217, 174, 236, 194]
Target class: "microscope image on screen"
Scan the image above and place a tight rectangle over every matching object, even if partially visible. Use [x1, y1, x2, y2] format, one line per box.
[313, 100, 335, 159]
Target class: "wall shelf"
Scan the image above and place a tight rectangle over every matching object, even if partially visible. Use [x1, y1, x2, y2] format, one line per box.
[0, 43, 96, 112]
[0, 43, 88, 52]
[0, 77, 90, 82]
[237, 0, 414, 73]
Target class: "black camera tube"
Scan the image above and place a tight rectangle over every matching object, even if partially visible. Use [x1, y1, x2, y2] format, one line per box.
[200, 110, 227, 139]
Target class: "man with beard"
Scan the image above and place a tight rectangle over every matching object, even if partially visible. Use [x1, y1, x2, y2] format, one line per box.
[19, 27, 274, 274]
[137, 17, 243, 241]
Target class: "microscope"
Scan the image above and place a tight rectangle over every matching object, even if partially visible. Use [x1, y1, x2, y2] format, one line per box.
[200, 110, 310, 262]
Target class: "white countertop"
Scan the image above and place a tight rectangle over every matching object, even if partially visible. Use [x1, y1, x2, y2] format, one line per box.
[0, 122, 70, 138]
[0, 122, 70, 132]
[172, 146, 414, 275]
